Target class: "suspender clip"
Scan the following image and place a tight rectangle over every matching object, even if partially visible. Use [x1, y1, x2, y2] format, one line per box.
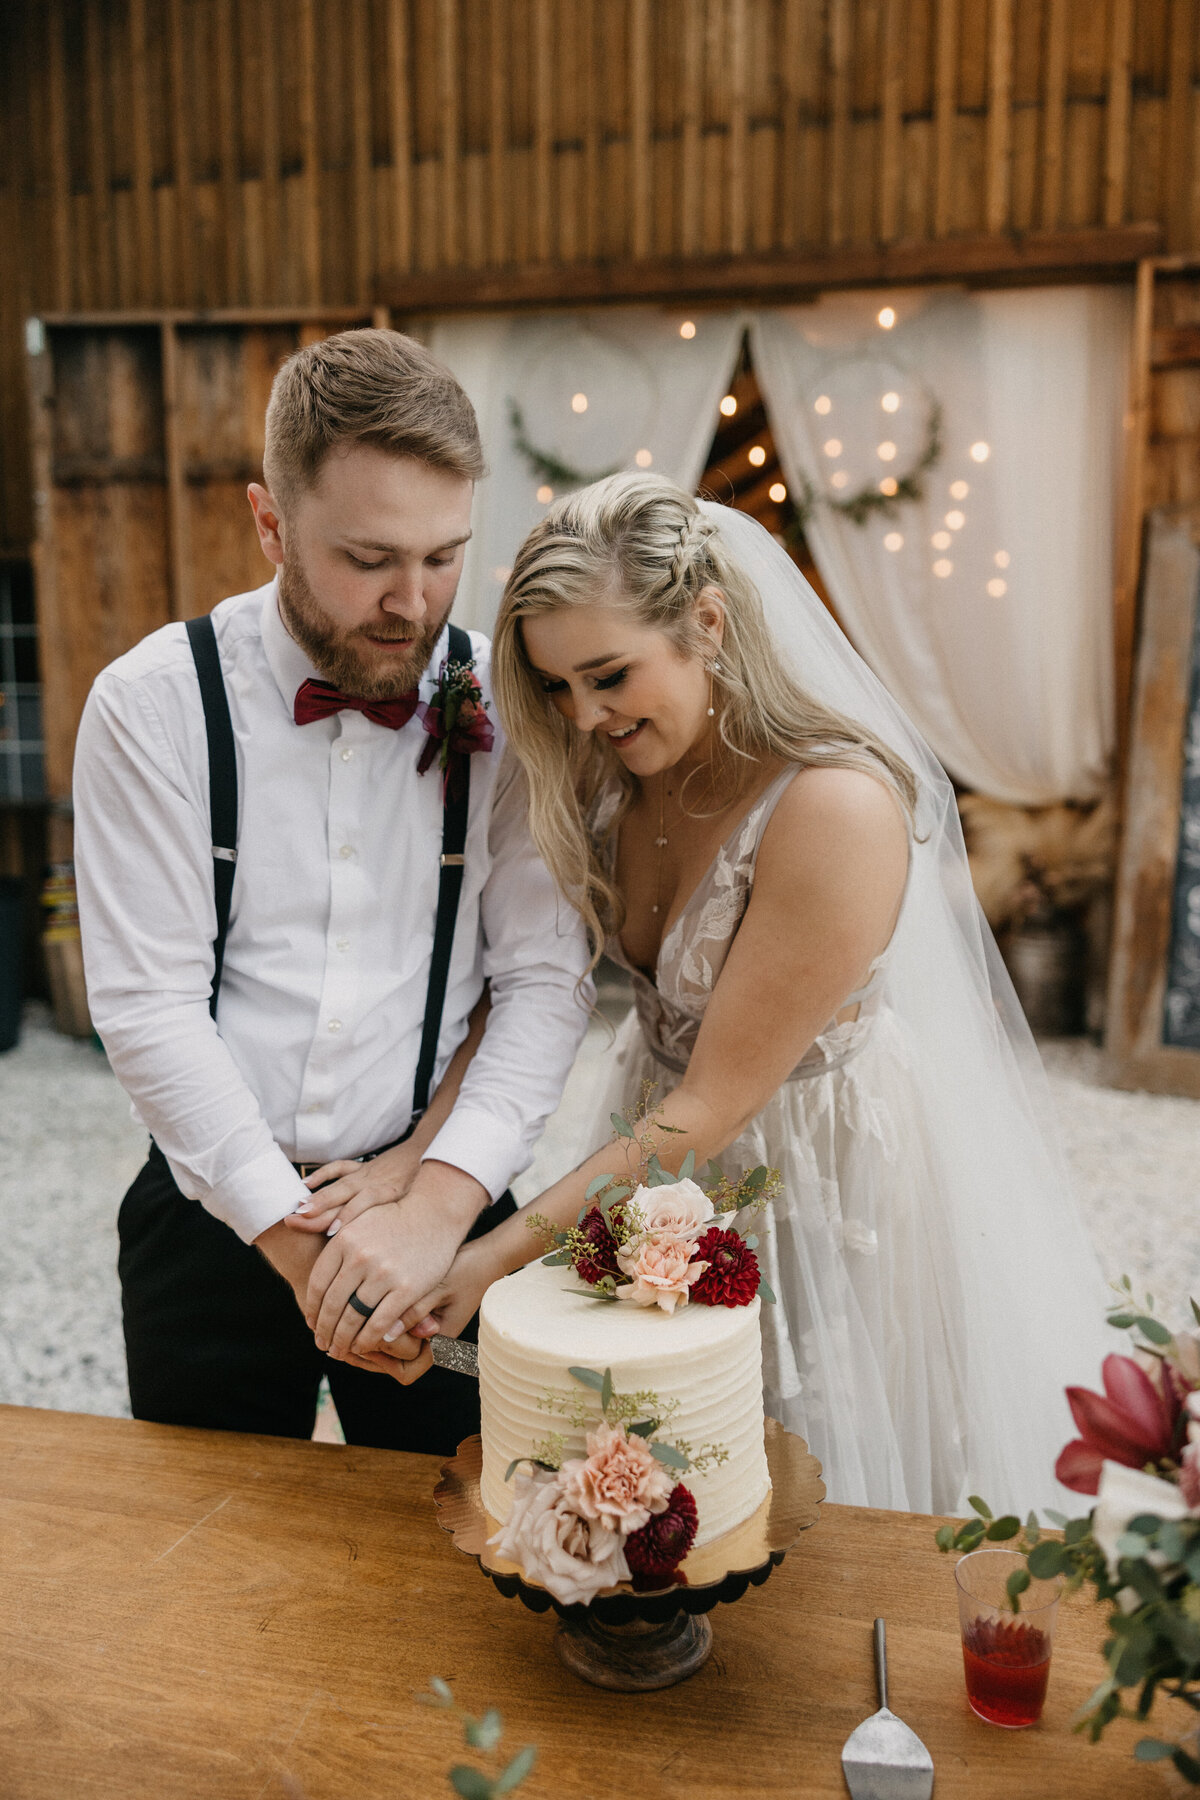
[212, 846, 237, 862]
[439, 852, 465, 867]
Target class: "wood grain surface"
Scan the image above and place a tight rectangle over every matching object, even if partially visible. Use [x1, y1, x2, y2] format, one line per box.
[0, 1405, 1164, 1799]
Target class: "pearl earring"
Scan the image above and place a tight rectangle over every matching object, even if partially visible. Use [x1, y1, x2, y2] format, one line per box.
[707, 659, 721, 718]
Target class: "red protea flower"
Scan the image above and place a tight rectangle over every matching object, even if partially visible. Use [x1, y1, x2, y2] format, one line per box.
[1055, 1353, 1187, 1495]
[624, 1484, 698, 1588]
[575, 1205, 625, 1286]
[689, 1226, 760, 1307]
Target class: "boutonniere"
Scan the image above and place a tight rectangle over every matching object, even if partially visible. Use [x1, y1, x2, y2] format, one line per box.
[417, 654, 495, 800]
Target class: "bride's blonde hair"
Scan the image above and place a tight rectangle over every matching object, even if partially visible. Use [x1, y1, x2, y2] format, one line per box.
[492, 471, 916, 964]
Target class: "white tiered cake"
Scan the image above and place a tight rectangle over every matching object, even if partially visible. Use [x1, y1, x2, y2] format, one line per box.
[478, 1258, 771, 1550]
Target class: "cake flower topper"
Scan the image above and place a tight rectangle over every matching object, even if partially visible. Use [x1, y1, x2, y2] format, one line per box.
[530, 1087, 779, 1315]
[491, 1365, 718, 1604]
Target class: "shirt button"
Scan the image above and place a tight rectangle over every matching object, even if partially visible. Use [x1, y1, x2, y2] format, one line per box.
[341, 747, 354, 762]
[336, 937, 350, 952]
[305, 1102, 321, 1113]
[327, 1019, 342, 1034]
[338, 844, 354, 859]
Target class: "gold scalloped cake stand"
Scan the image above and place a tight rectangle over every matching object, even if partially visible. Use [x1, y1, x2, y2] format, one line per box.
[434, 1417, 825, 1692]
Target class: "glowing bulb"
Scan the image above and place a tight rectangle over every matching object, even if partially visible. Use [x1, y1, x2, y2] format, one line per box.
[987, 578, 1008, 597]
[679, 320, 697, 339]
[720, 394, 737, 417]
[491, 565, 512, 582]
[823, 438, 843, 458]
[748, 445, 766, 467]
[830, 470, 849, 489]
[994, 550, 1010, 569]
[970, 441, 990, 462]
[931, 531, 951, 550]
[877, 441, 897, 462]
[881, 391, 901, 412]
[769, 482, 787, 503]
[536, 485, 553, 504]
[950, 479, 969, 500]
[877, 306, 896, 329]
[634, 448, 653, 468]
[945, 510, 965, 530]
[933, 558, 953, 578]
[571, 393, 588, 414]
[814, 395, 832, 415]
[884, 532, 904, 552]
[879, 477, 898, 496]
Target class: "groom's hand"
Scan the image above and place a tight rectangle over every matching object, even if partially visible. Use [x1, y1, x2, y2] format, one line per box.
[304, 1159, 487, 1364]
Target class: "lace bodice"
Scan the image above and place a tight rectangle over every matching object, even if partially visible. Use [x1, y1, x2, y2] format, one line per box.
[601, 768, 887, 1079]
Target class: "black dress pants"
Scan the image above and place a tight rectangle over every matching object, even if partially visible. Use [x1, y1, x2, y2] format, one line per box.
[118, 1143, 513, 1456]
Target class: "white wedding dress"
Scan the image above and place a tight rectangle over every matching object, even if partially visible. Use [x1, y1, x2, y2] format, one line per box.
[576, 505, 1112, 1517]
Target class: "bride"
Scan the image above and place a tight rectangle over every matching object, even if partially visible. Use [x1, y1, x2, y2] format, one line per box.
[311, 471, 1111, 1513]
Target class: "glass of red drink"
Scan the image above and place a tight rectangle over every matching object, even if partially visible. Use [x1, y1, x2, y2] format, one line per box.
[955, 1549, 1061, 1728]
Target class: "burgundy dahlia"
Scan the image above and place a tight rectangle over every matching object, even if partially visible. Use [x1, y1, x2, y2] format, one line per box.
[690, 1226, 760, 1307]
[624, 1484, 698, 1587]
[575, 1205, 625, 1286]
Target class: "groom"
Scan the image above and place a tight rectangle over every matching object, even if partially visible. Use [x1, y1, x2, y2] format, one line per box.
[73, 327, 590, 1453]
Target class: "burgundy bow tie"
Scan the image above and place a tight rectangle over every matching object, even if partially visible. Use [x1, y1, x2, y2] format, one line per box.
[293, 678, 420, 730]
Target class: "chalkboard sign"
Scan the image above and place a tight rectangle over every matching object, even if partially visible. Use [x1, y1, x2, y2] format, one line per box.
[1106, 510, 1200, 1096]
[1164, 586, 1200, 1049]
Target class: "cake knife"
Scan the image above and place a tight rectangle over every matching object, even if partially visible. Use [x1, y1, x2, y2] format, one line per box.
[429, 1335, 480, 1378]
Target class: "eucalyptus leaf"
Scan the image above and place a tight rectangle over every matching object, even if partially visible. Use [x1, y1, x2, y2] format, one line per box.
[743, 1234, 759, 1249]
[704, 1160, 726, 1185]
[495, 1746, 538, 1794]
[934, 1525, 955, 1552]
[678, 1149, 696, 1182]
[1133, 1739, 1177, 1763]
[758, 1278, 777, 1304]
[968, 1495, 994, 1521]
[1064, 1518, 1092, 1545]
[465, 1710, 504, 1752]
[540, 1250, 572, 1267]
[1127, 1514, 1162, 1537]
[628, 1419, 658, 1438]
[1006, 1569, 1031, 1610]
[1116, 1532, 1151, 1561]
[429, 1676, 453, 1704]
[986, 1515, 1021, 1541]
[1136, 1315, 1173, 1346]
[1044, 1508, 1068, 1527]
[1192, 1297, 1200, 1330]
[450, 1767, 495, 1800]
[610, 1113, 635, 1139]
[601, 1367, 615, 1414]
[1107, 1312, 1138, 1330]
[568, 1365, 605, 1391]
[650, 1441, 689, 1470]
[585, 1173, 613, 1199]
[1027, 1540, 1069, 1579]
[1157, 1522, 1187, 1564]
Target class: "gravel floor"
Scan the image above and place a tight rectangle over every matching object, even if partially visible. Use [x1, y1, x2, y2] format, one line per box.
[0, 1002, 1197, 1418]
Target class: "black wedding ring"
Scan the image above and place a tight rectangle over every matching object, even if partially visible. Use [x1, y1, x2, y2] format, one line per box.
[347, 1290, 377, 1319]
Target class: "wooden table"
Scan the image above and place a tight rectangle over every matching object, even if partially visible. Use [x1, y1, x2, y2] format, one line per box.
[0, 1405, 1166, 1799]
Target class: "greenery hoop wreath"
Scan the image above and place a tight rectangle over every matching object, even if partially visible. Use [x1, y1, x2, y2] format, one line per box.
[507, 398, 619, 491]
[827, 401, 943, 527]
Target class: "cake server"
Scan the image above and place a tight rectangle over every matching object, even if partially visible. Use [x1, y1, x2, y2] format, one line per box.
[429, 1335, 479, 1378]
[841, 1618, 934, 1800]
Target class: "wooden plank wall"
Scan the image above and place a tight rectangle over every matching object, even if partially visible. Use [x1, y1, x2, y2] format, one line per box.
[1, 0, 1198, 554]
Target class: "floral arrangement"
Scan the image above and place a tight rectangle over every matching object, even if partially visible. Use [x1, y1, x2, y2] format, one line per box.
[419, 1679, 537, 1799]
[531, 1097, 779, 1316]
[936, 1280, 1200, 1784]
[418, 654, 495, 801]
[489, 1365, 717, 1605]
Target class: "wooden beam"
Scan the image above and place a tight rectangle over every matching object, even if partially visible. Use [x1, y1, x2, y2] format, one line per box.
[350, 0, 373, 304]
[827, 0, 852, 247]
[1165, 0, 1196, 253]
[84, 0, 115, 308]
[878, 0, 905, 245]
[37, 306, 375, 327]
[985, 0, 1013, 235]
[581, 0, 600, 262]
[214, 0, 240, 304]
[386, 0, 413, 276]
[160, 322, 191, 623]
[258, 0, 281, 302]
[438, 0, 460, 267]
[1039, 0, 1068, 231]
[297, 0, 320, 301]
[532, 0, 553, 264]
[933, 0, 958, 236]
[45, 4, 71, 312]
[128, 0, 156, 303]
[378, 224, 1162, 312]
[727, 0, 749, 255]
[167, 0, 195, 306]
[1114, 257, 1157, 777]
[629, 0, 651, 259]
[1103, 0, 1133, 229]
[679, 0, 702, 257]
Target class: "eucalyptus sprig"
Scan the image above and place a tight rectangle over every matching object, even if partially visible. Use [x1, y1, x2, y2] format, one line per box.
[418, 1679, 538, 1800]
[507, 397, 619, 492]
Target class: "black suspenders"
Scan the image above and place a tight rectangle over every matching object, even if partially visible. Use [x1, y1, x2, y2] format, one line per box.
[185, 613, 471, 1125]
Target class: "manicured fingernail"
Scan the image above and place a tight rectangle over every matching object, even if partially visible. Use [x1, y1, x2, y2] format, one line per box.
[383, 1323, 403, 1342]
[295, 1199, 310, 1214]
[326, 1219, 340, 1236]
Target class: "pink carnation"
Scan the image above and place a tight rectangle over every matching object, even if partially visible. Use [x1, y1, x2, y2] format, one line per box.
[616, 1233, 708, 1313]
[560, 1421, 675, 1533]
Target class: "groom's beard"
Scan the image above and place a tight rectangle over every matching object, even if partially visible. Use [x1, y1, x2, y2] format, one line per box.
[277, 552, 447, 700]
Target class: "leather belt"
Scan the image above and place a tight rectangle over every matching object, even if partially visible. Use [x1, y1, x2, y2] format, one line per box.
[291, 1130, 410, 1181]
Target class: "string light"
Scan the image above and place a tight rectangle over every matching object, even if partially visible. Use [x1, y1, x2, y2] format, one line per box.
[881, 391, 901, 412]
[987, 578, 1008, 597]
[571, 393, 588, 414]
[635, 448, 653, 467]
[877, 306, 897, 329]
[950, 479, 969, 499]
[969, 441, 990, 462]
[492, 566, 512, 582]
[769, 482, 787, 503]
[679, 320, 697, 339]
[879, 477, 898, 495]
[823, 438, 843, 457]
[931, 531, 951, 550]
[994, 550, 1010, 568]
[932, 558, 953, 577]
[814, 395, 832, 415]
[831, 471, 849, 489]
[877, 441, 897, 461]
[884, 532, 904, 552]
[945, 510, 965, 530]
[748, 445, 766, 467]
[720, 394, 737, 417]
[536, 485, 553, 504]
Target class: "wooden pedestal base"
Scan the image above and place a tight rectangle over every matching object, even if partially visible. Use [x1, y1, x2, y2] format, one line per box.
[554, 1610, 714, 1691]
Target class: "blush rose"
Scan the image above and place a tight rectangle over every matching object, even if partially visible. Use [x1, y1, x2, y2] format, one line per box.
[489, 1468, 630, 1607]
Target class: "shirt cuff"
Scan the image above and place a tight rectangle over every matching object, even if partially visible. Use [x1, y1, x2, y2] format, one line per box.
[171, 1146, 312, 1244]
[422, 1106, 528, 1204]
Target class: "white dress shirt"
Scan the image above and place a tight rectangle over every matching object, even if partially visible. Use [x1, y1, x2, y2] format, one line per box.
[73, 580, 592, 1244]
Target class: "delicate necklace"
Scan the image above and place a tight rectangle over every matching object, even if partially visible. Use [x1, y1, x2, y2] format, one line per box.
[651, 774, 669, 916]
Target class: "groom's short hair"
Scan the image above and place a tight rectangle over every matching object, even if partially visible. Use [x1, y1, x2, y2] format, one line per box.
[263, 327, 484, 510]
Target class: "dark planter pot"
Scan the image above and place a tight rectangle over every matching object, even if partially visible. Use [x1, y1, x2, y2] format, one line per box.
[1004, 913, 1087, 1038]
[0, 876, 24, 1052]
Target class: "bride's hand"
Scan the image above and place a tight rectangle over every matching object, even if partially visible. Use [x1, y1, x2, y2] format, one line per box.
[283, 1139, 424, 1234]
[395, 1237, 505, 1346]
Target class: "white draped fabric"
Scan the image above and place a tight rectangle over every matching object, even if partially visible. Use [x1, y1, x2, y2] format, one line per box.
[752, 288, 1132, 803]
[428, 309, 747, 634]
